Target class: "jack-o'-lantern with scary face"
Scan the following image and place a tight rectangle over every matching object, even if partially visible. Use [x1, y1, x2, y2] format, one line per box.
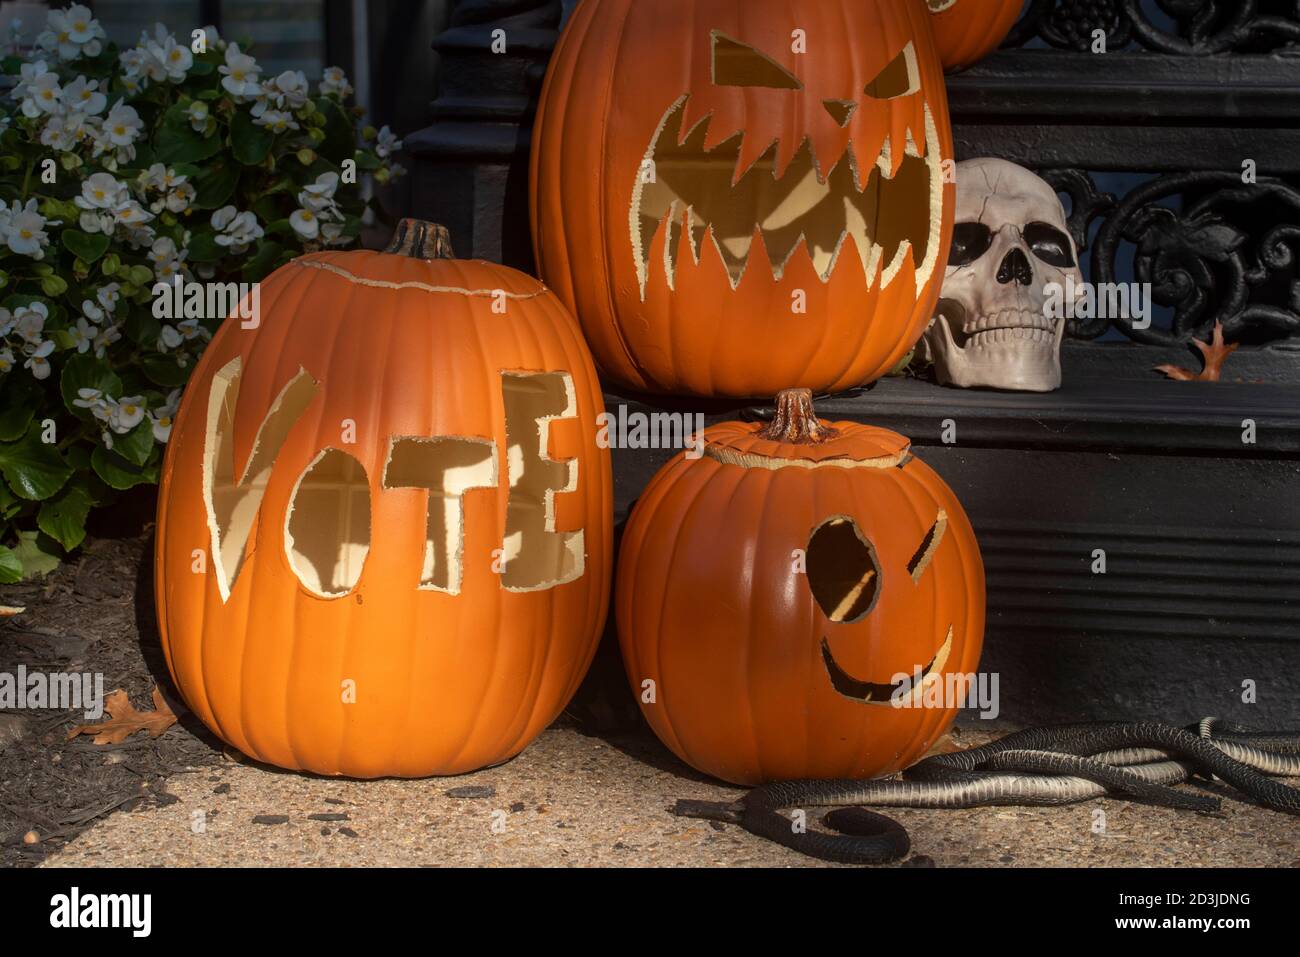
[532, 0, 955, 399]
[616, 390, 984, 785]
[155, 220, 612, 779]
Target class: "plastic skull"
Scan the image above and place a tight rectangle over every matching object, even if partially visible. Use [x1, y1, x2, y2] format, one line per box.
[925, 158, 1083, 392]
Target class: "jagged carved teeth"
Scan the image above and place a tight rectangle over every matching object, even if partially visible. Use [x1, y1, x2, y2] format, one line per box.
[632, 97, 941, 296]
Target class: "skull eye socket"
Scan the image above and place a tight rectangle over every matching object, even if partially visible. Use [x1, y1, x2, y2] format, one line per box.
[864, 42, 920, 100]
[1024, 221, 1076, 268]
[807, 517, 880, 624]
[711, 32, 802, 90]
[949, 222, 993, 267]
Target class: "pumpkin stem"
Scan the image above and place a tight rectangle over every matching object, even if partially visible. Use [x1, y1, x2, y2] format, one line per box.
[756, 389, 839, 444]
[384, 219, 455, 260]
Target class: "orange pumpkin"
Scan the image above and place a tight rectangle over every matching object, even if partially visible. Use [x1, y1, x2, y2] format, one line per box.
[616, 390, 984, 785]
[927, 0, 1023, 71]
[155, 220, 612, 778]
[531, 0, 955, 399]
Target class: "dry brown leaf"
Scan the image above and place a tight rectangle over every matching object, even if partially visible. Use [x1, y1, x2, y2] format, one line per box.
[1155, 320, 1239, 382]
[0, 605, 25, 617]
[66, 686, 177, 745]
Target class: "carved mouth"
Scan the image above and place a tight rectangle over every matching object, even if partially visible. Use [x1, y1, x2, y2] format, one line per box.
[935, 304, 1065, 352]
[632, 97, 944, 297]
[821, 625, 953, 706]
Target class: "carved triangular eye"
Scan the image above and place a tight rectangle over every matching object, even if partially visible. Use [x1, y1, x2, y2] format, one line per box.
[712, 31, 802, 90]
[864, 42, 920, 99]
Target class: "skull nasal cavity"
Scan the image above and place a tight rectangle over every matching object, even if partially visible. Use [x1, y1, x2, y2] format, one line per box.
[997, 248, 1034, 286]
[807, 517, 880, 624]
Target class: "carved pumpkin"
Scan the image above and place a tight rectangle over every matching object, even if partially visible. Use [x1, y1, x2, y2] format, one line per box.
[616, 390, 984, 785]
[155, 220, 612, 778]
[531, 0, 955, 399]
[926, 0, 1023, 71]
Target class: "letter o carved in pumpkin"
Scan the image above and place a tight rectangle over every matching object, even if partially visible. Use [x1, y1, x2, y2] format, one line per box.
[616, 390, 985, 786]
[531, 0, 956, 399]
[156, 221, 612, 778]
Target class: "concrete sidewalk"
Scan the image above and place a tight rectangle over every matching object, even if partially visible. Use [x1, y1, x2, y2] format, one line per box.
[41, 724, 1300, 868]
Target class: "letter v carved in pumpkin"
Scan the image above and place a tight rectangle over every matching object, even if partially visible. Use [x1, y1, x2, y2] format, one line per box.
[203, 356, 319, 603]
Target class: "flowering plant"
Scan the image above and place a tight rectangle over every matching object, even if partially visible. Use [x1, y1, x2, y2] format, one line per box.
[0, 5, 404, 579]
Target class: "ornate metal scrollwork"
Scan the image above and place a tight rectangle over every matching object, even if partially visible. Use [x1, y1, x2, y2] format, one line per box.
[1043, 169, 1300, 345]
[1008, 0, 1300, 54]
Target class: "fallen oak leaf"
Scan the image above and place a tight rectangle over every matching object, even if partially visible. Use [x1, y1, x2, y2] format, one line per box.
[1155, 320, 1239, 382]
[66, 687, 177, 745]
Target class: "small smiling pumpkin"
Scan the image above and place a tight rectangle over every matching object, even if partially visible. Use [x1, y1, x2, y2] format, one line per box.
[532, 0, 955, 399]
[616, 390, 984, 785]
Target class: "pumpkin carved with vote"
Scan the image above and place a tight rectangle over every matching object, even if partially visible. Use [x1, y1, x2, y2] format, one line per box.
[155, 220, 612, 778]
[532, 0, 955, 399]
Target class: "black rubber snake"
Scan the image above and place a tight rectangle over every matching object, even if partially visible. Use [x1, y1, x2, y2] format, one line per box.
[673, 719, 1300, 865]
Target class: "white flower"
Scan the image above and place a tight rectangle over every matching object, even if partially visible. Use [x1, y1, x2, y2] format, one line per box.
[24, 339, 54, 379]
[119, 46, 146, 78]
[81, 299, 104, 324]
[39, 115, 78, 151]
[92, 323, 121, 358]
[375, 125, 402, 159]
[21, 70, 61, 116]
[109, 395, 146, 433]
[211, 205, 263, 252]
[2, 200, 54, 258]
[320, 221, 348, 246]
[69, 316, 96, 354]
[150, 34, 193, 81]
[166, 182, 196, 214]
[76, 171, 128, 210]
[289, 207, 320, 240]
[0, 349, 15, 374]
[319, 66, 352, 99]
[252, 108, 297, 134]
[0, 308, 12, 337]
[96, 283, 121, 314]
[186, 100, 209, 133]
[149, 390, 181, 442]
[38, 4, 105, 61]
[104, 101, 143, 146]
[219, 43, 261, 100]
[157, 324, 182, 351]
[73, 387, 109, 419]
[60, 76, 106, 114]
[12, 302, 48, 343]
[300, 171, 339, 208]
[177, 319, 207, 342]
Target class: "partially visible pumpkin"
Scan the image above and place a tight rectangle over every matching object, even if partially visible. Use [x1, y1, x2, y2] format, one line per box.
[156, 219, 612, 778]
[531, 0, 955, 399]
[616, 390, 985, 785]
[926, 0, 1024, 71]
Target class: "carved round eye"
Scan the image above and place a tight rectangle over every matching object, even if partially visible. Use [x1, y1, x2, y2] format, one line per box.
[948, 222, 993, 267]
[807, 517, 880, 624]
[1024, 221, 1076, 268]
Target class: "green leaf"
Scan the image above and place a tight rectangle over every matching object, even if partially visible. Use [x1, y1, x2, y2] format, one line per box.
[12, 530, 62, 578]
[0, 425, 73, 501]
[40, 274, 68, 297]
[231, 109, 275, 165]
[0, 544, 21, 584]
[242, 241, 285, 281]
[0, 375, 39, 442]
[62, 229, 112, 264]
[111, 416, 155, 468]
[91, 445, 158, 490]
[154, 104, 223, 165]
[142, 353, 193, 387]
[194, 161, 240, 209]
[37, 481, 92, 551]
[186, 231, 223, 263]
[61, 353, 122, 420]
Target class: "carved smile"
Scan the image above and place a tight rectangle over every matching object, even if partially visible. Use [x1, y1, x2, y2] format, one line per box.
[821, 625, 953, 706]
[632, 97, 944, 296]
